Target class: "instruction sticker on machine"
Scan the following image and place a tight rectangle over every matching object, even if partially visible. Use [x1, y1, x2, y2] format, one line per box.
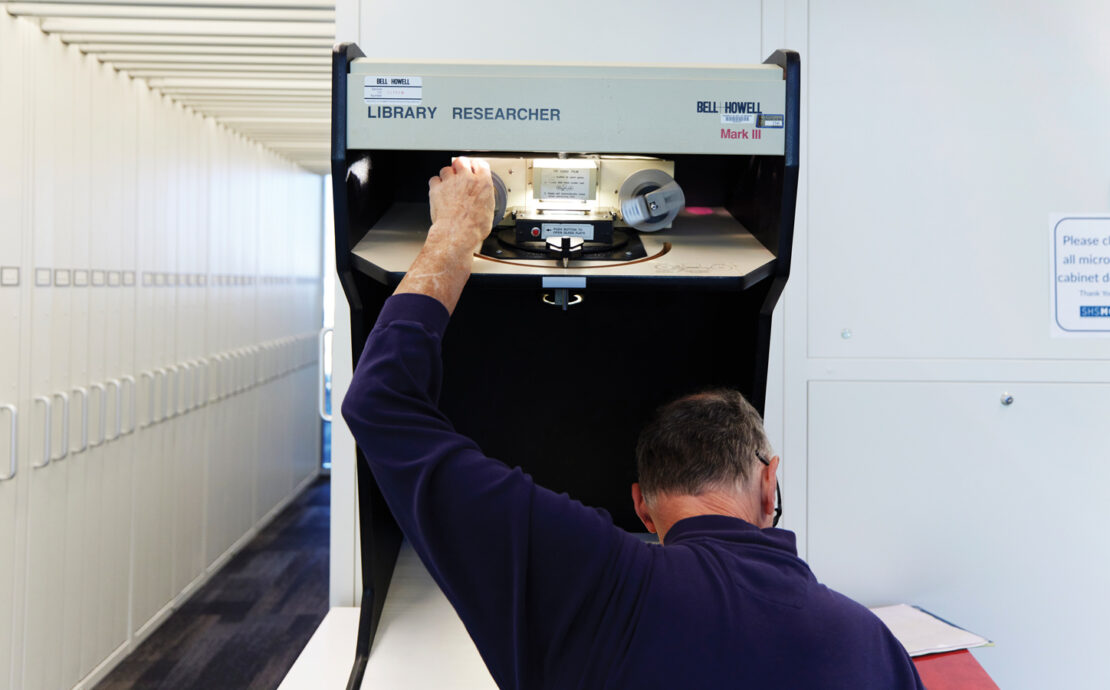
[535, 163, 595, 200]
[1050, 215, 1110, 336]
[541, 223, 594, 240]
[364, 76, 422, 104]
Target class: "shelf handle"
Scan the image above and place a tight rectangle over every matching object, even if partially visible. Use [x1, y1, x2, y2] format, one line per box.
[0, 404, 16, 481]
[195, 359, 208, 407]
[155, 368, 167, 422]
[121, 375, 136, 434]
[33, 396, 51, 469]
[181, 362, 194, 411]
[51, 391, 69, 461]
[318, 327, 333, 423]
[89, 383, 106, 447]
[72, 387, 89, 452]
[105, 380, 121, 441]
[139, 372, 154, 427]
[233, 352, 242, 394]
[166, 365, 180, 418]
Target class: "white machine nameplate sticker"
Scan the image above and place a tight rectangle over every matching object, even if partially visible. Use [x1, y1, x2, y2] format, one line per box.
[541, 223, 594, 240]
[721, 113, 756, 125]
[364, 76, 423, 105]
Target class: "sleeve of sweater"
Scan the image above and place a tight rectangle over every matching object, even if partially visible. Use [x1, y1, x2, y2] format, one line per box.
[341, 293, 645, 690]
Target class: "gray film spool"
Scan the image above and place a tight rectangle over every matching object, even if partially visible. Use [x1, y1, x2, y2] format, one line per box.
[618, 168, 680, 232]
[490, 172, 508, 228]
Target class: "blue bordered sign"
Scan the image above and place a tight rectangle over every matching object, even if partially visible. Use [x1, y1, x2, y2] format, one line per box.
[1051, 215, 1110, 336]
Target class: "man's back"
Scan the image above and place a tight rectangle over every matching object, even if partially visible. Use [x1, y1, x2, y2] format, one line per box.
[596, 516, 920, 689]
[343, 293, 923, 689]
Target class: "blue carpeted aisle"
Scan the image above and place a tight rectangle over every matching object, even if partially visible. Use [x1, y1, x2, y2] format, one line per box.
[95, 477, 330, 690]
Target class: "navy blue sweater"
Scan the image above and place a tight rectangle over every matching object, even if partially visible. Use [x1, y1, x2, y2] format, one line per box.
[342, 293, 924, 690]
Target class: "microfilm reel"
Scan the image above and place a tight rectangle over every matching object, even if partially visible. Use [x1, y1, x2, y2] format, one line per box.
[618, 169, 684, 232]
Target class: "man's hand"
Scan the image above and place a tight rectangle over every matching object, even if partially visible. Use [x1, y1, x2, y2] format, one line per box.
[393, 156, 495, 315]
[427, 156, 495, 257]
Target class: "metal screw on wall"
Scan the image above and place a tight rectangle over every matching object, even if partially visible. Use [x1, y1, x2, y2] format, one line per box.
[1000, 393, 1014, 406]
[841, 329, 852, 340]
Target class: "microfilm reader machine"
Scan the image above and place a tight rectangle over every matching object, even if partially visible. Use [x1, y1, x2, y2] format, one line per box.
[332, 45, 799, 687]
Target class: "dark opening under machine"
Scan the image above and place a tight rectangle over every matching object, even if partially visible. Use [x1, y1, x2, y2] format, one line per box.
[331, 44, 799, 688]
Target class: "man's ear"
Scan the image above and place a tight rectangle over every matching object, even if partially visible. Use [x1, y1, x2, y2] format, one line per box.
[631, 483, 657, 534]
[762, 456, 781, 525]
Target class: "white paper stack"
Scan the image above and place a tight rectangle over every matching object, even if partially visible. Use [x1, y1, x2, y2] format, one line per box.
[870, 604, 991, 657]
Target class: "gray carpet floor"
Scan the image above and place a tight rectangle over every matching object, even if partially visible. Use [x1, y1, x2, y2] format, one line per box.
[95, 476, 330, 690]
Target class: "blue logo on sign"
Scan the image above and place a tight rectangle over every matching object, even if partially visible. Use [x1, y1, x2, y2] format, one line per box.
[1079, 306, 1110, 317]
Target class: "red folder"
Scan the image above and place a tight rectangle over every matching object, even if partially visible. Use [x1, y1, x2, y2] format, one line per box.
[912, 650, 999, 690]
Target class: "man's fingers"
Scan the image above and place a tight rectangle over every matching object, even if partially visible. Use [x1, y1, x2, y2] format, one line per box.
[439, 165, 454, 180]
[471, 157, 490, 177]
[429, 175, 441, 189]
[452, 156, 472, 175]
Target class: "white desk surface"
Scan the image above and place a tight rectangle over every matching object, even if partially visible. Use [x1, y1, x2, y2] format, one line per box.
[284, 535, 657, 689]
[279, 543, 496, 690]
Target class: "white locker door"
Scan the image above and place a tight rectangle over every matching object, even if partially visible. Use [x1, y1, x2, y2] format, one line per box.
[182, 110, 206, 589]
[60, 45, 92, 690]
[95, 66, 136, 669]
[304, 174, 324, 482]
[79, 56, 113, 680]
[238, 148, 261, 526]
[79, 58, 129, 683]
[254, 150, 282, 519]
[254, 163, 274, 516]
[155, 100, 182, 605]
[0, 14, 27, 690]
[204, 125, 235, 567]
[130, 82, 165, 636]
[20, 29, 67, 690]
[170, 107, 204, 597]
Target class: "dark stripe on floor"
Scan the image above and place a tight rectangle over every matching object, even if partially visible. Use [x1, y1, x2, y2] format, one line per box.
[95, 476, 330, 690]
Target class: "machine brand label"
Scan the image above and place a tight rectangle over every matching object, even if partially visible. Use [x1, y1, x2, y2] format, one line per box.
[721, 128, 763, 140]
[697, 100, 762, 114]
[541, 223, 594, 240]
[364, 76, 423, 105]
[1080, 306, 1110, 317]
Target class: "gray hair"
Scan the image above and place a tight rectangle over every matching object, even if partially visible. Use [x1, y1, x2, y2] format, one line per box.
[635, 389, 772, 502]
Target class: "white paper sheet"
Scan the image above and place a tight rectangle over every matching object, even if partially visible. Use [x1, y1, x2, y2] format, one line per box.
[870, 604, 991, 657]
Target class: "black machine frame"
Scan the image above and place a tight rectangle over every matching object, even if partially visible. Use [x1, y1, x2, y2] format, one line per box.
[331, 43, 799, 690]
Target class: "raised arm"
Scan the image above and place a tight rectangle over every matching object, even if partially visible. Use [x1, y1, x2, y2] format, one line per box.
[341, 158, 648, 689]
[393, 156, 494, 313]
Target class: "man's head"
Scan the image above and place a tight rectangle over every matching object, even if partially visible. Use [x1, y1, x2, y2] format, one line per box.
[631, 389, 780, 541]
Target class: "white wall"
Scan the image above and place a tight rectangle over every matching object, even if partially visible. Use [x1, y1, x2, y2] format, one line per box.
[0, 13, 324, 690]
[794, 2, 1110, 688]
[332, 0, 1110, 687]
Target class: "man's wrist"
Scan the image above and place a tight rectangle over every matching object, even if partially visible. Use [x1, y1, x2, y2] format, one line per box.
[428, 220, 484, 258]
[394, 225, 477, 314]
